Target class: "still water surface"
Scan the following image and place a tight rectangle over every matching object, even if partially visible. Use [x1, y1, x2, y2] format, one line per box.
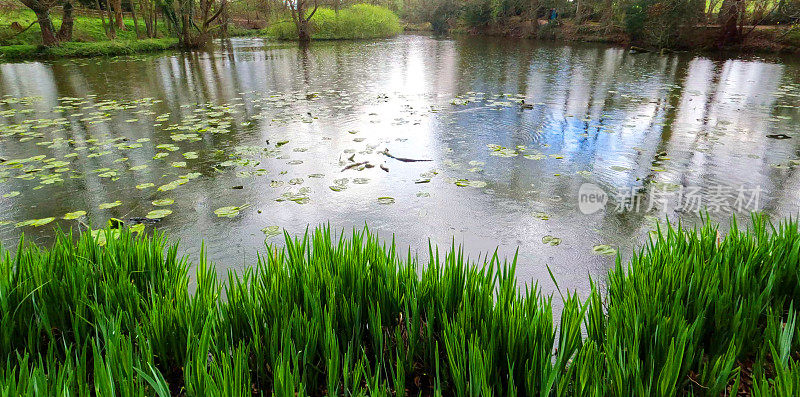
[2, 35, 800, 294]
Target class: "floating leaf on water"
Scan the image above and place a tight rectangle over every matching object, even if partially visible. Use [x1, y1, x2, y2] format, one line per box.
[454, 179, 487, 188]
[276, 188, 311, 204]
[416, 192, 430, 197]
[261, 225, 281, 239]
[377, 197, 395, 204]
[183, 152, 198, 159]
[542, 235, 561, 246]
[63, 211, 87, 220]
[130, 165, 148, 171]
[214, 205, 248, 218]
[99, 201, 122, 209]
[270, 180, 284, 188]
[592, 244, 617, 256]
[152, 198, 174, 206]
[136, 183, 155, 190]
[330, 185, 346, 192]
[130, 223, 145, 234]
[532, 212, 550, 221]
[289, 178, 304, 185]
[16, 217, 56, 227]
[158, 181, 181, 192]
[3, 191, 20, 198]
[146, 209, 172, 219]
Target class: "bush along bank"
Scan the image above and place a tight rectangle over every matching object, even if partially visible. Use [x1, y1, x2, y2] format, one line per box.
[1, 215, 799, 395]
[268, 4, 403, 40]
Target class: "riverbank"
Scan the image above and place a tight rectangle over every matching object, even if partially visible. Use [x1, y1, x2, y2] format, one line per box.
[464, 18, 800, 54]
[0, 38, 178, 60]
[1, 215, 798, 394]
[0, 4, 402, 61]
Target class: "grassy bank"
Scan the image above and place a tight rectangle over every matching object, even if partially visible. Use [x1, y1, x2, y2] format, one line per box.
[0, 8, 177, 61]
[1, 215, 799, 395]
[268, 4, 402, 40]
[0, 9, 167, 46]
[0, 38, 178, 60]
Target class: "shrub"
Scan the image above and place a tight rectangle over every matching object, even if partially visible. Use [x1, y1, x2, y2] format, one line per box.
[268, 4, 402, 40]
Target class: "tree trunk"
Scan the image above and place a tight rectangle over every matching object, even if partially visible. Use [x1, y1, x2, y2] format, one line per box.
[131, 0, 141, 38]
[94, 0, 109, 36]
[107, 0, 117, 39]
[297, 18, 311, 42]
[57, 1, 74, 42]
[719, 0, 742, 45]
[114, 0, 125, 30]
[34, 9, 59, 46]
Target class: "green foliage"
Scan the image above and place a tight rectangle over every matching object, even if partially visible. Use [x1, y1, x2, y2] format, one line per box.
[0, 38, 178, 60]
[623, 0, 702, 47]
[268, 4, 402, 40]
[0, 9, 169, 46]
[402, 0, 462, 32]
[1, 215, 799, 394]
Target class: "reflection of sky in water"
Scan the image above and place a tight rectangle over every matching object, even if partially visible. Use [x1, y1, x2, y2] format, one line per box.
[1, 35, 800, 296]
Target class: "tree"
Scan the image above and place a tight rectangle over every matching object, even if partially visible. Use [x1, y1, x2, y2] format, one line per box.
[56, 0, 75, 41]
[288, 0, 319, 42]
[17, 0, 74, 46]
[719, 0, 743, 44]
[160, 0, 227, 46]
[113, 0, 125, 29]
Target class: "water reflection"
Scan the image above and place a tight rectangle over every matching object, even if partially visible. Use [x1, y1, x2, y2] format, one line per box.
[1, 35, 799, 296]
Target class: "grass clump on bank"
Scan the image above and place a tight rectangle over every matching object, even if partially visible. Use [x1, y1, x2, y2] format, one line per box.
[268, 4, 402, 40]
[1, 215, 800, 395]
[0, 38, 178, 60]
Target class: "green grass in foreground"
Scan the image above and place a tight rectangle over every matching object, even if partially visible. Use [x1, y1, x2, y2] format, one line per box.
[268, 4, 403, 40]
[1, 215, 800, 395]
[0, 38, 179, 60]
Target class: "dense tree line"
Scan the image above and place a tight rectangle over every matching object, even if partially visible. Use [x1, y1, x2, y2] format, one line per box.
[13, 0, 227, 46]
[12, 0, 800, 48]
[394, 0, 800, 46]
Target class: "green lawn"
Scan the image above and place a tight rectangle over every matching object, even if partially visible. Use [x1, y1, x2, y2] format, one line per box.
[0, 8, 168, 46]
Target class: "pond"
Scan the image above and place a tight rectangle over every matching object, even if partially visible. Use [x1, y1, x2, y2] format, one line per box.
[1, 34, 800, 295]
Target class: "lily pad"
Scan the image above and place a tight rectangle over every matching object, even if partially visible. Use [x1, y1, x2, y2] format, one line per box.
[592, 244, 617, 256]
[152, 198, 174, 206]
[542, 235, 561, 246]
[377, 197, 395, 204]
[215, 205, 248, 218]
[261, 225, 281, 239]
[454, 179, 487, 188]
[532, 212, 550, 221]
[146, 209, 172, 219]
[16, 217, 56, 227]
[63, 211, 87, 220]
[99, 201, 122, 209]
